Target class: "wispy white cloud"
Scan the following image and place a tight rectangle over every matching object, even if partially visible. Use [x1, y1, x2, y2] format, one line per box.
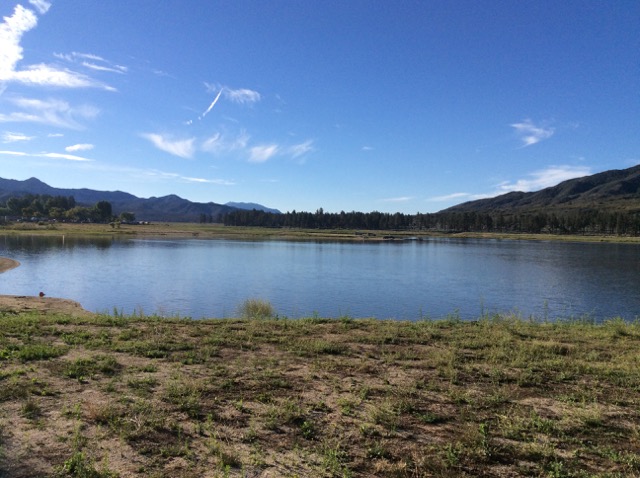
[0, 96, 99, 129]
[81, 61, 127, 75]
[2, 131, 34, 143]
[496, 165, 591, 193]
[10, 63, 114, 90]
[0, 149, 92, 161]
[430, 192, 473, 202]
[65, 143, 94, 152]
[181, 176, 235, 186]
[0, 5, 115, 90]
[511, 119, 554, 147]
[249, 144, 279, 163]
[202, 131, 312, 164]
[40, 151, 93, 162]
[381, 196, 412, 203]
[225, 88, 261, 105]
[429, 165, 592, 204]
[54, 51, 128, 75]
[141, 133, 196, 159]
[0, 149, 28, 156]
[0, 149, 235, 186]
[288, 140, 314, 158]
[143, 169, 235, 186]
[53, 52, 82, 62]
[28, 0, 51, 14]
[362, 146, 374, 151]
[201, 130, 249, 155]
[200, 133, 222, 152]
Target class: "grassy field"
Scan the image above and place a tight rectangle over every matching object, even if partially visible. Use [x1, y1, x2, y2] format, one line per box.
[1, 308, 639, 477]
[2, 220, 640, 243]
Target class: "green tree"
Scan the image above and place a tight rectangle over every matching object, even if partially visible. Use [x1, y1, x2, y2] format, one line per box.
[93, 201, 113, 223]
[65, 207, 93, 222]
[119, 211, 136, 222]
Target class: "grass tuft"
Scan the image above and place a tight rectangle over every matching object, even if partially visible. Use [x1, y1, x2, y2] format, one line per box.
[237, 298, 275, 319]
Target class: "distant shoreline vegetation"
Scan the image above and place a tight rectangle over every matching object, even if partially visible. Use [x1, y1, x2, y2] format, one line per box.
[0, 194, 135, 225]
[220, 208, 640, 236]
[2, 193, 640, 237]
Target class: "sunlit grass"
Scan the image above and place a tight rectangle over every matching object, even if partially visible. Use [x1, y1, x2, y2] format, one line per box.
[1, 310, 640, 476]
[3, 220, 640, 243]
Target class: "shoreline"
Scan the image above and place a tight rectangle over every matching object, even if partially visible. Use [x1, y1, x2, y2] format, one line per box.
[0, 293, 94, 317]
[2, 222, 640, 243]
[0, 257, 94, 316]
[0, 257, 20, 273]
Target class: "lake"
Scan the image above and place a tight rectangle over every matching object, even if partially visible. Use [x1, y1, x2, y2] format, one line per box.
[1, 234, 639, 321]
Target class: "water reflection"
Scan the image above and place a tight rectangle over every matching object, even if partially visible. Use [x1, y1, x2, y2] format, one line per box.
[1, 234, 115, 252]
[1, 234, 638, 321]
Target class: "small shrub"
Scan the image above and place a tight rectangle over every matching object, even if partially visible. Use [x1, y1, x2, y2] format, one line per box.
[21, 399, 42, 420]
[62, 356, 121, 381]
[163, 380, 203, 418]
[238, 299, 275, 320]
[57, 451, 117, 478]
[294, 339, 347, 356]
[300, 420, 317, 440]
[127, 377, 158, 396]
[0, 378, 29, 401]
[17, 344, 68, 362]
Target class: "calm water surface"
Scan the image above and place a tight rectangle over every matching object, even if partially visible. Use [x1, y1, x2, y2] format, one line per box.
[1, 235, 639, 321]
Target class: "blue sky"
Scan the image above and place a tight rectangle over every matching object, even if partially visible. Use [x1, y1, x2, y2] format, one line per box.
[1, 0, 638, 214]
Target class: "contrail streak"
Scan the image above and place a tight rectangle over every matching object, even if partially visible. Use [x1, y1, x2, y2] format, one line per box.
[200, 88, 223, 119]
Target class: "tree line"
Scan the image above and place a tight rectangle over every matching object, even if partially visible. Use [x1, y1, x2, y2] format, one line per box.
[221, 208, 640, 236]
[0, 194, 135, 223]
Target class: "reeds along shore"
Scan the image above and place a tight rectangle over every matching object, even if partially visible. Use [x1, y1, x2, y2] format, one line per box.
[1, 311, 639, 477]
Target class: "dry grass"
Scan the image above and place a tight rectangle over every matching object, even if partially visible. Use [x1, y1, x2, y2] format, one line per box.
[3, 221, 640, 244]
[1, 311, 640, 477]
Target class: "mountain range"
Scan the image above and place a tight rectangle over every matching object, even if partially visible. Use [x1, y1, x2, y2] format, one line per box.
[442, 164, 640, 215]
[1, 164, 639, 222]
[0, 177, 280, 222]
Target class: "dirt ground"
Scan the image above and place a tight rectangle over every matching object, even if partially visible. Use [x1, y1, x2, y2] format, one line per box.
[0, 294, 94, 317]
[1, 311, 639, 477]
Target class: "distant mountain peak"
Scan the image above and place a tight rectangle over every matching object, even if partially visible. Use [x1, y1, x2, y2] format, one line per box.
[225, 202, 282, 214]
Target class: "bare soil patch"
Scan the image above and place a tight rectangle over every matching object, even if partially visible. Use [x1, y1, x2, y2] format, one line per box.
[1, 310, 639, 477]
[0, 257, 20, 273]
[0, 295, 94, 318]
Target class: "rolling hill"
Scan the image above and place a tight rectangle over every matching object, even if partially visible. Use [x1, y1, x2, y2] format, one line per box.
[441, 164, 640, 215]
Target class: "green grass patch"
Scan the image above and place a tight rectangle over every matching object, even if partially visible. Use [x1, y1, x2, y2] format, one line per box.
[1, 310, 640, 477]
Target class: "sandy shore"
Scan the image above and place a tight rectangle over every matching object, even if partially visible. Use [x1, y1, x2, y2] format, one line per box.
[0, 294, 94, 317]
[0, 256, 20, 273]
